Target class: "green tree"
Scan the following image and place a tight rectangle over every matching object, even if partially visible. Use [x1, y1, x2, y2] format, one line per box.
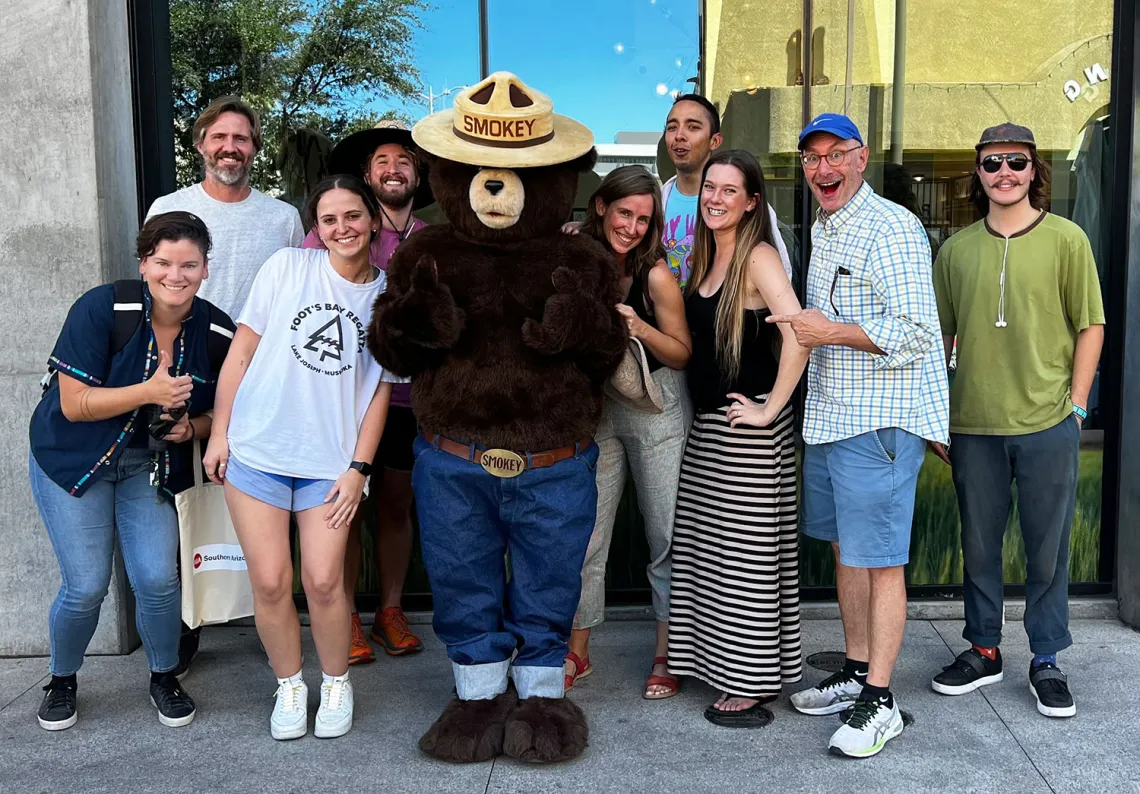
[170, 0, 426, 192]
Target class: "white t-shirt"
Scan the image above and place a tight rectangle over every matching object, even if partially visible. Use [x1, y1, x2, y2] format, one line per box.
[146, 184, 305, 318]
[227, 248, 405, 480]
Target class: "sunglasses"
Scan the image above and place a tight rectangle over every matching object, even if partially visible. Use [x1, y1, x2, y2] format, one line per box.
[979, 153, 1030, 173]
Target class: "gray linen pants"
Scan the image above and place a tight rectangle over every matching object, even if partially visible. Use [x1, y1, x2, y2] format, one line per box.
[574, 367, 692, 628]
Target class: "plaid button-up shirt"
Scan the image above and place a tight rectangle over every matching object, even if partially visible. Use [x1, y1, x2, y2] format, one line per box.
[802, 182, 949, 445]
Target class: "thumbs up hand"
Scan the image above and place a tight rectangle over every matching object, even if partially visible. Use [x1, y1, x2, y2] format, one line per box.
[146, 349, 193, 410]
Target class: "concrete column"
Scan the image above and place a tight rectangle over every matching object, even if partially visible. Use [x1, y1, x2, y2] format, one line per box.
[0, 1, 141, 654]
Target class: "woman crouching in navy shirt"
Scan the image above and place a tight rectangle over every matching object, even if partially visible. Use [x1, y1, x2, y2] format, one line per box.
[28, 212, 235, 732]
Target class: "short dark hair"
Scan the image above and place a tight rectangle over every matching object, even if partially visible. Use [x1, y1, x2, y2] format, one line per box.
[303, 174, 381, 230]
[670, 93, 720, 136]
[193, 96, 262, 151]
[968, 147, 1052, 217]
[136, 211, 212, 261]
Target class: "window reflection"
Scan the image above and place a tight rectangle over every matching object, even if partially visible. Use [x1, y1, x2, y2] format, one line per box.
[707, 0, 1113, 585]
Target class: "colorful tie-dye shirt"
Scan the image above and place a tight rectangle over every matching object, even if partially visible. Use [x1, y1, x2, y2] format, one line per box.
[662, 187, 698, 289]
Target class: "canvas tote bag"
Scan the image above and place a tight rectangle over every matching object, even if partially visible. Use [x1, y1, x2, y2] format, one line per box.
[178, 449, 255, 628]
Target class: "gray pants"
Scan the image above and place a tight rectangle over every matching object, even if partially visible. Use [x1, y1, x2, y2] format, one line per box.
[574, 367, 692, 628]
[950, 414, 1080, 654]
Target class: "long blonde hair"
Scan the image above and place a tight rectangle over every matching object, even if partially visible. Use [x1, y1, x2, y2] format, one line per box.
[686, 149, 776, 380]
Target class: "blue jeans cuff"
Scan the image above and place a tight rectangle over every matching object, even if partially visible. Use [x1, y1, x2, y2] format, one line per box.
[453, 660, 509, 701]
[510, 664, 564, 699]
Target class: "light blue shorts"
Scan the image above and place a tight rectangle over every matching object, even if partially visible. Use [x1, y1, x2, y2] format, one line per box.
[801, 427, 927, 568]
[225, 455, 337, 513]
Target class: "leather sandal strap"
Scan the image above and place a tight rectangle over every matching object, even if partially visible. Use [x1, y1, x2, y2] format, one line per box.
[565, 651, 589, 676]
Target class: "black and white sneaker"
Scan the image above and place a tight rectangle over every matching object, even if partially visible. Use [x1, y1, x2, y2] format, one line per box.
[37, 676, 77, 731]
[932, 648, 1003, 695]
[173, 626, 201, 681]
[1029, 662, 1076, 718]
[150, 672, 196, 727]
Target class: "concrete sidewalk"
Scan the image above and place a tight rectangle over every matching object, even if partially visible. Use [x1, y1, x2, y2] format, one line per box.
[1, 619, 1137, 793]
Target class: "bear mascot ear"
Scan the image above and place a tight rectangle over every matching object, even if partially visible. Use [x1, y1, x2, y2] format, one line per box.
[567, 149, 598, 174]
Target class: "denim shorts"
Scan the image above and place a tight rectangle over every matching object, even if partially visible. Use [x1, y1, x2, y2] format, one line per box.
[225, 455, 337, 513]
[801, 427, 927, 568]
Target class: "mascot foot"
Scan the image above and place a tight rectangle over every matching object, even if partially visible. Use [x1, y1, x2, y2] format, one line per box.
[419, 690, 519, 763]
[502, 696, 589, 763]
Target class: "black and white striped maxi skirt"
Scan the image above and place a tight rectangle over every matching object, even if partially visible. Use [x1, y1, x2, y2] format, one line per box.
[667, 401, 802, 697]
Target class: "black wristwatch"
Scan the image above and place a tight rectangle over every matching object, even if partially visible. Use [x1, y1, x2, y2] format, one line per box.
[349, 461, 373, 477]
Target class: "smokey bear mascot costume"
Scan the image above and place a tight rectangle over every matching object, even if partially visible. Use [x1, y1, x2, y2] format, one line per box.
[368, 72, 628, 763]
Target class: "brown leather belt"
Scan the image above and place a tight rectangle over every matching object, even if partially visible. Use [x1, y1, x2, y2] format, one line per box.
[422, 433, 590, 479]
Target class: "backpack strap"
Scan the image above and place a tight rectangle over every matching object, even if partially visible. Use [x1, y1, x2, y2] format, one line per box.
[203, 303, 236, 373]
[41, 281, 145, 394]
[111, 279, 146, 355]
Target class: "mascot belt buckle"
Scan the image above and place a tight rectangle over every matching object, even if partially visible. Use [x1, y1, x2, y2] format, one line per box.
[479, 449, 526, 478]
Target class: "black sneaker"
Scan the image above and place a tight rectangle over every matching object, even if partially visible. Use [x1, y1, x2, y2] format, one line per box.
[932, 647, 1003, 695]
[37, 675, 77, 731]
[150, 672, 196, 727]
[173, 626, 201, 681]
[1029, 662, 1076, 718]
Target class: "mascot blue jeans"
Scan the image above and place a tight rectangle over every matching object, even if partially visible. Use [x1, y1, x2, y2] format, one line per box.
[412, 435, 599, 700]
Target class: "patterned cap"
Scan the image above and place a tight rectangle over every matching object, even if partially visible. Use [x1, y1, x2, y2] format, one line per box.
[976, 123, 1036, 151]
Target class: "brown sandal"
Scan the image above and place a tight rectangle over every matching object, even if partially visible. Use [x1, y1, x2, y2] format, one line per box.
[643, 655, 679, 700]
[564, 651, 593, 691]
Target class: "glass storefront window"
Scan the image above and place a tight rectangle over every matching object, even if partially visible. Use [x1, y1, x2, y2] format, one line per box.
[709, 0, 1113, 586]
[488, 0, 700, 217]
[165, 0, 1114, 597]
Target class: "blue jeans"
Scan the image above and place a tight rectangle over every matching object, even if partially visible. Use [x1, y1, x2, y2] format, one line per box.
[802, 428, 927, 568]
[412, 436, 599, 700]
[950, 415, 1079, 654]
[30, 448, 181, 676]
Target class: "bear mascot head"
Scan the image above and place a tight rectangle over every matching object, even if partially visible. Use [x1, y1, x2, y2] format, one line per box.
[368, 73, 628, 764]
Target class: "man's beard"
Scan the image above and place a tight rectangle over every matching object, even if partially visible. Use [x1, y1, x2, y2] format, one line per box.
[205, 152, 250, 186]
[373, 179, 416, 209]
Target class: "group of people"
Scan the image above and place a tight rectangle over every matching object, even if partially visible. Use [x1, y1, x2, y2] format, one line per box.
[28, 84, 1102, 761]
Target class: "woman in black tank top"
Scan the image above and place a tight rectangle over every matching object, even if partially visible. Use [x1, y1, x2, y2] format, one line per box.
[561, 166, 694, 701]
[668, 150, 811, 728]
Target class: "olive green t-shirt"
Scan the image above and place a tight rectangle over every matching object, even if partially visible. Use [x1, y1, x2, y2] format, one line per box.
[933, 212, 1105, 435]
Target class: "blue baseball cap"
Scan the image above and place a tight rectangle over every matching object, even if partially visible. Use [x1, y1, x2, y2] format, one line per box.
[798, 113, 864, 149]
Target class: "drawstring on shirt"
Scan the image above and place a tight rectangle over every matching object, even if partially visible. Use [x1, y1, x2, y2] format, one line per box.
[996, 235, 1010, 328]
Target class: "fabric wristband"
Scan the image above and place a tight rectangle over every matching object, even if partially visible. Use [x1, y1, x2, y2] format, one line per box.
[1072, 404, 1088, 421]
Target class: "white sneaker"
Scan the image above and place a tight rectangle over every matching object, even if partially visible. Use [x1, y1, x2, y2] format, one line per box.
[270, 675, 308, 741]
[314, 673, 353, 739]
[791, 671, 864, 715]
[828, 697, 904, 758]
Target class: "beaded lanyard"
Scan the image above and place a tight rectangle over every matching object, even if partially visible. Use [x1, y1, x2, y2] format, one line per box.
[145, 299, 188, 498]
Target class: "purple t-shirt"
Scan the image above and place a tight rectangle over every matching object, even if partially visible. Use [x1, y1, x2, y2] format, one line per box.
[302, 218, 428, 408]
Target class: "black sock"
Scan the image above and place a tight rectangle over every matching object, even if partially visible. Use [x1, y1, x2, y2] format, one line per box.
[51, 674, 77, 688]
[150, 670, 172, 685]
[843, 657, 869, 684]
[857, 682, 893, 709]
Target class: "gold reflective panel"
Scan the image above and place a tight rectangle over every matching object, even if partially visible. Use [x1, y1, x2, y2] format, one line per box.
[708, 0, 1111, 585]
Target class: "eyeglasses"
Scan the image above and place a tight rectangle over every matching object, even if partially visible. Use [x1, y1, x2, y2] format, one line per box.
[979, 153, 1030, 173]
[828, 266, 851, 317]
[801, 145, 863, 170]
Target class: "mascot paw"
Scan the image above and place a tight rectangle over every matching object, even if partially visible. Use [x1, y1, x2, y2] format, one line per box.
[502, 696, 589, 763]
[418, 691, 518, 763]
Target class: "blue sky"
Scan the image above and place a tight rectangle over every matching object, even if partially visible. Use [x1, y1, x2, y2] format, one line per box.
[372, 0, 699, 142]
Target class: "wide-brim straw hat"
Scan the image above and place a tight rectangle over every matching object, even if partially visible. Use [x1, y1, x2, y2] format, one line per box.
[412, 72, 594, 168]
[327, 120, 434, 209]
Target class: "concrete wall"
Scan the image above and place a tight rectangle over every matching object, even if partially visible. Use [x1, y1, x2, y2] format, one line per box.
[0, 1, 140, 654]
